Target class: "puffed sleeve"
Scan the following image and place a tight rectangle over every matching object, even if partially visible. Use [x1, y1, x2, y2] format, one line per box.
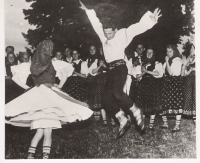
[81, 60, 89, 76]
[170, 57, 182, 76]
[11, 63, 31, 84]
[153, 62, 164, 78]
[52, 60, 74, 80]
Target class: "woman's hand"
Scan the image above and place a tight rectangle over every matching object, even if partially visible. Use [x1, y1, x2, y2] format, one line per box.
[99, 60, 104, 66]
[141, 66, 146, 73]
[53, 83, 61, 89]
[44, 83, 54, 88]
[182, 55, 187, 66]
[165, 56, 169, 62]
[191, 67, 195, 72]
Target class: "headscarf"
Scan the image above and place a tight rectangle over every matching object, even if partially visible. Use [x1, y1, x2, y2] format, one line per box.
[166, 44, 181, 66]
[30, 40, 54, 76]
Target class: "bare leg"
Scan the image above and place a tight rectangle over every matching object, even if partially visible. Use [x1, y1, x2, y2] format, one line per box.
[27, 129, 44, 159]
[43, 127, 52, 159]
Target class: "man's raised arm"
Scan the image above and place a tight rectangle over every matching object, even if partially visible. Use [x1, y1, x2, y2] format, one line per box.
[125, 8, 162, 47]
[79, 1, 106, 42]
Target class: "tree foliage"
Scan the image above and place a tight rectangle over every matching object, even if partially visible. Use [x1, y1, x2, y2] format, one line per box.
[23, 0, 194, 59]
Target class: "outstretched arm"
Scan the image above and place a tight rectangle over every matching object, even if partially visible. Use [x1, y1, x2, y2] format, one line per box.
[79, 0, 106, 42]
[125, 8, 162, 47]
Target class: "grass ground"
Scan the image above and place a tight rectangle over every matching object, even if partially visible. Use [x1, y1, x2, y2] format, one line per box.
[5, 116, 196, 159]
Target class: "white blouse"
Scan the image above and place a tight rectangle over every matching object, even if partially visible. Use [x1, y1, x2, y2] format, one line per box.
[163, 57, 182, 76]
[11, 62, 31, 84]
[130, 61, 164, 78]
[81, 59, 98, 76]
[52, 60, 74, 80]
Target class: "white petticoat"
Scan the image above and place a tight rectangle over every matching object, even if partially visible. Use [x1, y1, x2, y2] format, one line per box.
[5, 85, 93, 129]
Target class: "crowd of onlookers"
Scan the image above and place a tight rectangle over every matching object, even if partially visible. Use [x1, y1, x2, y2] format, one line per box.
[5, 42, 195, 132]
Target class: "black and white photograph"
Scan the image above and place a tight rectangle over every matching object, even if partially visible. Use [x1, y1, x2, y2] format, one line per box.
[2, 0, 199, 159]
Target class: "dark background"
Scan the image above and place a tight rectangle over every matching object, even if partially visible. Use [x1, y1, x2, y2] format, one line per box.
[23, 0, 194, 62]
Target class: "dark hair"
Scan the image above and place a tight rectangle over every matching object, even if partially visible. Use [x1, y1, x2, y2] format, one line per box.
[166, 44, 181, 66]
[143, 47, 155, 64]
[6, 52, 17, 65]
[136, 43, 145, 48]
[19, 52, 30, 62]
[166, 44, 181, 58]
[5, 46, 14, 52]
[71, 48, 80, 54]
[102, 22, 117, 30]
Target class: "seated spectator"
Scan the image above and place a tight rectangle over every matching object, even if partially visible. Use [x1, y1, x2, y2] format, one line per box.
[62, 49, 88, 103]
[63, 47, 73, 63]
[5, 52, 18, 79]
[5, 52, 34, 103]
[5, 46, 15, 57]
[54, 51, 63, 61]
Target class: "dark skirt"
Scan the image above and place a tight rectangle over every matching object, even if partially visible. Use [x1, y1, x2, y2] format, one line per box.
[5, 75, 34, 104]
[183, 74, 195, 116]
[87, 73, 107, 111]
[129, 77, 139, 103]
[161, 76, 184, 115]
[135, 77, 163, 115]
[62, 76, 88, 103]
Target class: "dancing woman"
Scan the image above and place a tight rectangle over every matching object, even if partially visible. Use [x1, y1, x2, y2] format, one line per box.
[5, 40, 93, 159]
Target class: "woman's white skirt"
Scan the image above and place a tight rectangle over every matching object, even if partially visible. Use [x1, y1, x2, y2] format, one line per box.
[5, 85, 93, 129]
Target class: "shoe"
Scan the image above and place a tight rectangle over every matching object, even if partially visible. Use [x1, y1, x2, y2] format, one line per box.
[94, 115, 100, 121]
[43, 152, 50, 159]
[116, 119, 131, 139]
[27, 153, 35, 159]
[149, 127, 154, 131]
[102, 120, 108, 126]
[111, 120, 116, 126]
[171, 127, 180, 133]
[159, 126, 168, 129]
